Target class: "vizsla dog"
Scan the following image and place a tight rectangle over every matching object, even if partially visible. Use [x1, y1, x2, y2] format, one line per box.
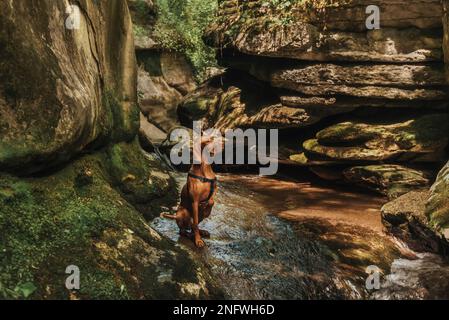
[162, 136, 219, 248]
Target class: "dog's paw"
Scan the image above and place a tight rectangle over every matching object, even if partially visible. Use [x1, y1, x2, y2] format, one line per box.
[195, 239, 206, 248]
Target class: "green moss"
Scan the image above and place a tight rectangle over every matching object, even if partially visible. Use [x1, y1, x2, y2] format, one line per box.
[396, 114, 449, 149]
[289, 153, 309, 164]
[153, 0, 218, 81]
[427, 164, 449, 230]
[0, 140, 179, 299]
[79, 270, 130, 300]
[183, 97, 215, 118]
[104, 139, 176, 218]
[0, 156, 114, 298]
[102, 91, 140, 144]
[316, 123, 378, 146]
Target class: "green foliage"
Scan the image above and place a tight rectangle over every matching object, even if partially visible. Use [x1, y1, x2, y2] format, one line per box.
[153, 0, 218, 82]
[216, 0, 319, 43]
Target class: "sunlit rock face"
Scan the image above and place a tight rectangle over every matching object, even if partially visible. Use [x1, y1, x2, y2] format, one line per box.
[179, 0, 449, 251]
[426, 161, 449, 241]
[206, 0, 443, 62]
[182, 0, 448, 194]
[0, 0, 138, 173]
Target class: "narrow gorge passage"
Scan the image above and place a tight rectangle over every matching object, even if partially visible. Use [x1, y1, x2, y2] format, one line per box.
[152, 171, 449, 300]
[2, 0, 449, 302]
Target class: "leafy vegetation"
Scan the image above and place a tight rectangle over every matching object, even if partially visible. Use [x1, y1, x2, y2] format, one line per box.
[153, 0, 219, 82]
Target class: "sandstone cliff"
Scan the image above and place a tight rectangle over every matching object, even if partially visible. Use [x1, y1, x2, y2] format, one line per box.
[0, 0, 220, 299]
[179, 0, 449, 252]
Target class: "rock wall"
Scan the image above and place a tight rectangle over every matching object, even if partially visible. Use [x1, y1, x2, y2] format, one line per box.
[181, 0, 449, 199]
[178, 0, 449, 252]
[0, 0, 139, 174]
[128, 0, 197, 148]
[382, 1, 449, 253]
[0, 0, 220, 299]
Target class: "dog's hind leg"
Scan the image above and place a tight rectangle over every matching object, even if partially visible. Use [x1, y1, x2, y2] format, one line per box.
[160, 213, 177, 220]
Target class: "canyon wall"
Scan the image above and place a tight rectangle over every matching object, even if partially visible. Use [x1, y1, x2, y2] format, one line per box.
[128, 0, 197, 149]
[0, 0, 220, 299]
[180, 0, 449, 251]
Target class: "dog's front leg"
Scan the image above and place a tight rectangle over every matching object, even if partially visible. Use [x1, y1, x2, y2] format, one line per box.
[191, 200, 205, 248]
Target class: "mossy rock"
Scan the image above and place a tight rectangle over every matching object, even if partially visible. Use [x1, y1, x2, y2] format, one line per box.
[0, 142, 222, 300]
[343, 165, 433, 199]
[427, 162, 449, 235]
[303, 114, 449, 163]
[104, 139, 177, 218]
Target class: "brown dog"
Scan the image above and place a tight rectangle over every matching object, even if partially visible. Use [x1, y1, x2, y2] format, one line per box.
[162, 136, 219, 248]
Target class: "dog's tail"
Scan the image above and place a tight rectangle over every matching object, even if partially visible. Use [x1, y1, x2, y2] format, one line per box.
[160, 212, 177, 220]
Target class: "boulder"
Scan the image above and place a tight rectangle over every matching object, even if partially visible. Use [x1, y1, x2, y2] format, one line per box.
[0, 140, 223, 299]
[137, 65, 183, 132]
[136, 51, 196, 132]
[303, 114, 449, 163]
[0, 0, 138, 174]
[127, 0, 159, 50]
[160, 53, 197, 95]
[138, 113, 168, 152]
[382, 191, 448, 254]
[343, 165, 433, 199]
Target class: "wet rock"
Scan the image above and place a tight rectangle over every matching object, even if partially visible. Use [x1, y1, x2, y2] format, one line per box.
[343, 165, 433, 199]
[371, 253, 449, 300]
[382, 191, 449, 254]
[303, 114, 449, 163]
